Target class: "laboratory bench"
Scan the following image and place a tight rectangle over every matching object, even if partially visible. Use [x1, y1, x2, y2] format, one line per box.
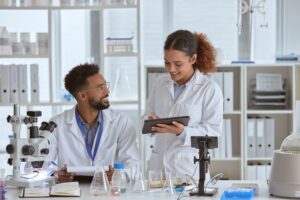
[5, 180, 289, 200]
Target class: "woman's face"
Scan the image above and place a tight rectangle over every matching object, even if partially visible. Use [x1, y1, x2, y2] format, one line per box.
[164, 49, 196, 85]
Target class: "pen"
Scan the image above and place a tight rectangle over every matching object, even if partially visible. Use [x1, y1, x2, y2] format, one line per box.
[47, 161, 59, 176]
[50, 161, 59, 169]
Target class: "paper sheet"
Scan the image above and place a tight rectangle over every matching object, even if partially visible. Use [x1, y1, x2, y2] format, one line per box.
[67, 166, 109, 176]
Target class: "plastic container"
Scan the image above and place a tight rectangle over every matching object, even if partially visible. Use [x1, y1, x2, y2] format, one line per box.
[220, 188, 255, 200]
[110, 163, 127, 196]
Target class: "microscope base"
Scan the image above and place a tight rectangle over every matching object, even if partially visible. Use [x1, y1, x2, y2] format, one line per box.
[6, 176, 55, 188]
[190, 187, 218, 196]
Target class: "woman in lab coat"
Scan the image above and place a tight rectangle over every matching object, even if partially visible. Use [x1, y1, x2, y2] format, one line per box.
[145, 30, 223, 180]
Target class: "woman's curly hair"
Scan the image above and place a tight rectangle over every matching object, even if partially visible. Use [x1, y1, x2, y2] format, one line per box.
[164, 30, 216, 74]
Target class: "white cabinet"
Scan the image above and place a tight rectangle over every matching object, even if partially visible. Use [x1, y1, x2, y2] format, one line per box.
[145, 63, 299, 180]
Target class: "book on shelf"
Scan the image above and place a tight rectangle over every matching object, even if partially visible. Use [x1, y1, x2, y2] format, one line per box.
[20, 182, 80, 198]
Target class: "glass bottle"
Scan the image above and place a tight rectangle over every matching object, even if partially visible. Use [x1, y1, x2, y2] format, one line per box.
[90, 163, 109, 196]
[110, 163, 127, 196]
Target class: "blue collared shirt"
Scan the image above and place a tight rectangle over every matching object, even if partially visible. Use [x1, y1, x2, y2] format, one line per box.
[76, 111, 101, 149]
[173, 78, 193, 102]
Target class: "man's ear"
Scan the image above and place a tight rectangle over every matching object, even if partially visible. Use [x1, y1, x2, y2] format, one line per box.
[190, 54, 197, 64]
[76, 91, 87, 101]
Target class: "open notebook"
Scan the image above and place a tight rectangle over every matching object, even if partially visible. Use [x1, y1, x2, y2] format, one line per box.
[20, 182, 81, 198]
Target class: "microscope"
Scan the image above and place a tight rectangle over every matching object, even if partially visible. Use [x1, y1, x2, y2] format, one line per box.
[190, 135, 218, 196]
[5, 104, 57, 188]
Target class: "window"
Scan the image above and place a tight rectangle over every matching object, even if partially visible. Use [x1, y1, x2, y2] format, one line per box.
[173, 0, 238, 61]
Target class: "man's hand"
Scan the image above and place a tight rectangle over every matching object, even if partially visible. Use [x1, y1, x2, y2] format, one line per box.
[106, 165, 114, 182]
[54, 164, 76, 183]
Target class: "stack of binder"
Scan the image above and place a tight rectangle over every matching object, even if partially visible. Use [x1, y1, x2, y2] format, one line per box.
[210, 71, 234, 112]
[212, 118, 232, 159]
[247, 117, 275, 158]
[246, 162, 272, 181]
[0, 63, 39, 104]
[249, 75, 288, 109]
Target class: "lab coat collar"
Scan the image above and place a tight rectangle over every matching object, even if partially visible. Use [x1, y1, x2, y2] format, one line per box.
[175, 70, 205, 104]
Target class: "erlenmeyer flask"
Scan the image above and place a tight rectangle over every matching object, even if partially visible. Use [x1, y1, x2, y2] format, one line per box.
[163, 172, 175, 195]
[131, 167, 146, 193]
[90, 164, 109, 196]
[111, 67, 133, 100]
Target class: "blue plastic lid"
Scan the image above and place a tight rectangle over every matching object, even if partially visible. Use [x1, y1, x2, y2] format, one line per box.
[175, 186, 185, 192]
[114, 163, 124, 169]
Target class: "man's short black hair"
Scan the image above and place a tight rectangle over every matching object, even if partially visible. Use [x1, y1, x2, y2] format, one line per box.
[64, 63, 99, 97]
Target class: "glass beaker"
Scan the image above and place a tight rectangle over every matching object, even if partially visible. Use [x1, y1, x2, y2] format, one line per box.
[111, 67, 133, 100]
[90, 164, 109, 196]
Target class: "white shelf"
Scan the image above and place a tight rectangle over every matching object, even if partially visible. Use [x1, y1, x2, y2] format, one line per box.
[0, 102, 75, 106]
[0, 4, 137, 10]
[224, 111, 242, 115]
[212, 157, 241, 161]
[104, 52, 137, 57]
[247, 157, 272, 161]
[246, 110, 293, 114]
[51, 6, 102, 10]
[0, 6, 50, 10]
[103, 4, 137, 9]
[0, 55, 49, 59]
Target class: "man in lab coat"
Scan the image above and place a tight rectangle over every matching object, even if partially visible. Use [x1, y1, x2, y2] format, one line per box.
[48, 63, 141, 182]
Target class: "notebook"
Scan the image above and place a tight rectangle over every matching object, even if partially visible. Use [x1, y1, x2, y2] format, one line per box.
[20, 182, 81, 198]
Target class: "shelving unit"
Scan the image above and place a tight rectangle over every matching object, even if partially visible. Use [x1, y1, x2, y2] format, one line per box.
[0, 1, 141, 163]
[145, 63, 299, 180]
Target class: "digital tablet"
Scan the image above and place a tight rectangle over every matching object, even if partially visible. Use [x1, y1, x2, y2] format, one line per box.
[142, 116, 190, 134]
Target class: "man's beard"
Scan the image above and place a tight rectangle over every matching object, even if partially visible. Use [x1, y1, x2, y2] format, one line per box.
[88, 96, 110, 110]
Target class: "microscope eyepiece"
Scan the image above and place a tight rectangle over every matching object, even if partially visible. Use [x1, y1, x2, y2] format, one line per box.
[39, 122, 49, 131]
[48, 121, 57, 132]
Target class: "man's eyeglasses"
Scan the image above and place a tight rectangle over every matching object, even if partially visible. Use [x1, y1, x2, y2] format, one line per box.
[83, 82, 110, 92]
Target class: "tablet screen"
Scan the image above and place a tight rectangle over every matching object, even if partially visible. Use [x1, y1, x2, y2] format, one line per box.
[142, 116, 190, 134]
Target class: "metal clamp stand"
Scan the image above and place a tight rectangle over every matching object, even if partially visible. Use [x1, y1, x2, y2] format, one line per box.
[190, 136, 218, 196]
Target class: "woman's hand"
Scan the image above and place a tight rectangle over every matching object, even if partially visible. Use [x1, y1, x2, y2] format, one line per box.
[148, 113, 160, 120]
[54, 164, 76, 183]
[151, 121, 185, 135]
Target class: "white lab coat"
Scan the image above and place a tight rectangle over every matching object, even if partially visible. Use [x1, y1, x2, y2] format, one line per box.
[145, 70, 223, 179]
[48, 106, 141, 170]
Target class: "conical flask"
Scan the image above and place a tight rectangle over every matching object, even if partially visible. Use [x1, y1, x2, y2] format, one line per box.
[131, 166, 146, 193]
[90, 164, 109, 196]
[111, 67, 133, 100]
[163, 172, 175, 195]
